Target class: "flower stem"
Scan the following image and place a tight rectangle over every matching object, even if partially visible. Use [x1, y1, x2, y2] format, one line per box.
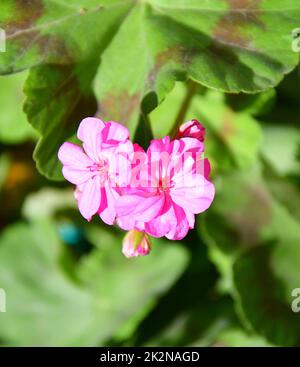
[134, 112, 154, 149]
[169, 80, 198, 138]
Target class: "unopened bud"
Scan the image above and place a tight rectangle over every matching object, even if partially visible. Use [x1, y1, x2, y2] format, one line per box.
[175, 119, 206, 141]
[122, 229, 152, 258]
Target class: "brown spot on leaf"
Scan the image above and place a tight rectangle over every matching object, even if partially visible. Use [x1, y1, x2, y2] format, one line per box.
[5, 0, 44, 36]
[8, 30, 75, 71]
[228, 0, 260, 8]
[214, 0, 264, 48]
[4, 0, 75, 71]
[35, 33, 75, 63]
[147, 46, 183, 89]
[99, 91, 141, 125]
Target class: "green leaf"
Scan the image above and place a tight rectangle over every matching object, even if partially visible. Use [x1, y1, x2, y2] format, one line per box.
[204, 165, 273, 254]
[264, 171, 300, 223]
[77, 228, 188, 343]
[144, 296, 236, 347]
[187, 90, 263, 172]
[150, 81, 187, 138]
[0, 71, 36, 143]
[78, 235, 189, 340]
[2, 0, 299, 94]
[225, 88, 276, 117]
[261, 125, 300, 176]
[200, 165, 273, 292]
[95, 0, 300, 133]
[0, 0, 133, 73]
[201, 159, 300, 345]
[233, 203, 300, 346]
[0, 219, 188, 346]
[23, 63, 98, 180]
[0, 220, 98, 346]
[14, 0, 134, 180]
[217, 327, 274, 347]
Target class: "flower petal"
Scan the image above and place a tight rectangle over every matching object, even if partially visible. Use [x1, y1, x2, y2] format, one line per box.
[62, 166, 92, 185]
[58, 142, 93, 185]
[147, 136, 170, 155]
[77, 117, 105, 161]
[117, 190, 164, 223]
[185, 209, 195, 229]
[144, 197, 174, 238]
[58, 142, 93, 167]
[108, 149, 132, 188]
[103, 121, 129, 143]
[165, 203, 190, 240]
[99, 182, 118, 225]
[78, 175, 101, 221]
[170, 176, 215, 214]
[180, 137, 204, 154]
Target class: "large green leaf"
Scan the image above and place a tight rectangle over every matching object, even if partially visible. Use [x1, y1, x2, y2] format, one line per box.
[78, 234, 189, 343]
[1, 0, 300, 178]
[95, 0, 300, 131]
[0, 220, 97, 346]
[200, 158, 300, 345]
[0, 71, 36, 143]
[225, 88, 276, 117]
[2, 0, 299, 88]
[23, 62, 98, 180]
[142, 296, 236, 347]
[0, 219, 188, 346]
[233, 202, 300, 346]
[0, 0, 133, 73]
[200, 165, 272, 292]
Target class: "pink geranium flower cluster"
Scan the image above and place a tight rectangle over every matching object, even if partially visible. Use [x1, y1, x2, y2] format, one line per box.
[58, 117, 215, 257]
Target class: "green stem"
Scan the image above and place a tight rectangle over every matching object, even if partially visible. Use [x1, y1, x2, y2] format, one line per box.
[134, 112, 154, 150]
[143, 112, 154, 141]
[169, 80, 198, 138]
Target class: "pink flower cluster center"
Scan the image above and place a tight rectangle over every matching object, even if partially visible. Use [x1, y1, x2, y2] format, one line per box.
[58, 117, 215, 243]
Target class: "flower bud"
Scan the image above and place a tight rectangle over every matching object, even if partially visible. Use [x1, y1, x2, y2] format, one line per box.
[122, 229, 152, 258]
[175, 119, 206, 141]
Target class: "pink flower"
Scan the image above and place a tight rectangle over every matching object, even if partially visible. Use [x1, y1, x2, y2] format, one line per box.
[122, 229, 152, 258]
[175, 119, 206, 141]
[58, 117, 133, 223]
[117, 136, 215, 240]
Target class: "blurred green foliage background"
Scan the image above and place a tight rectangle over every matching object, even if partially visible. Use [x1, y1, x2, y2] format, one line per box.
[0, 0, 300, 347]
